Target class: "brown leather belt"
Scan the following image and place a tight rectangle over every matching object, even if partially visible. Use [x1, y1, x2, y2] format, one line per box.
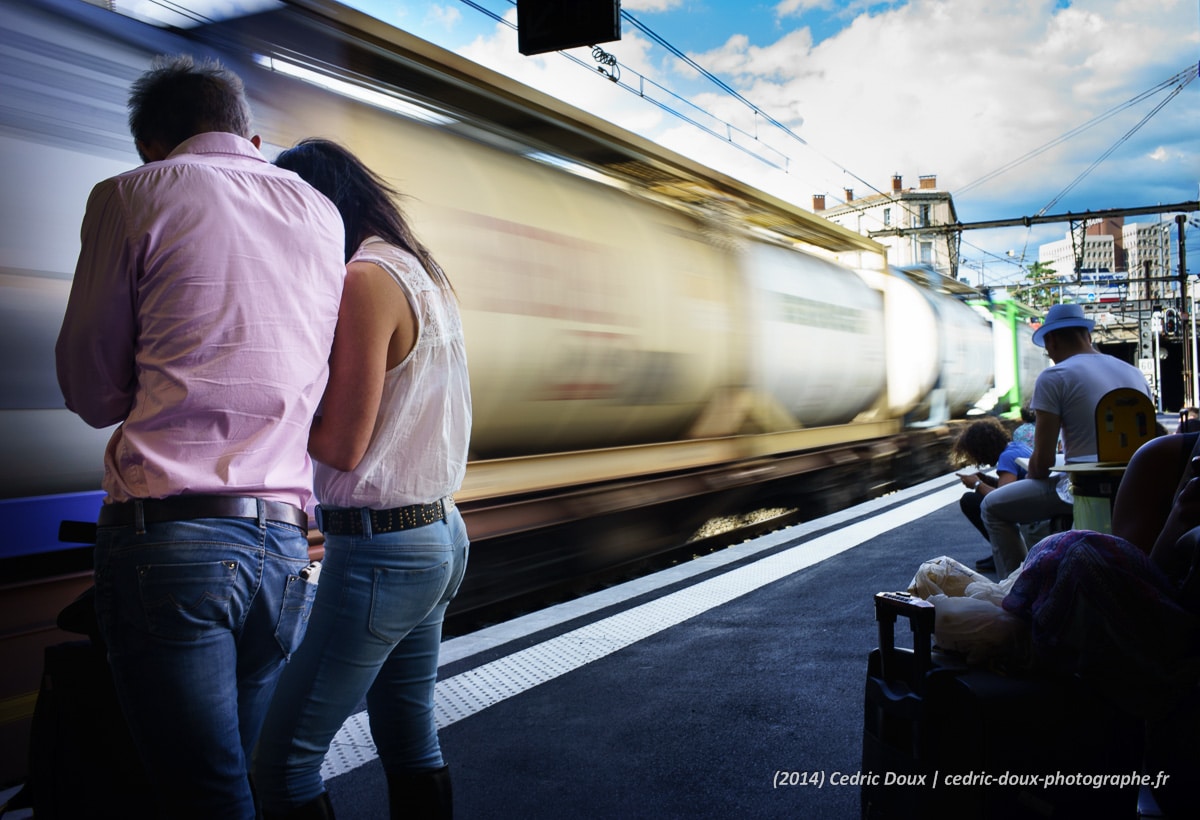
[317, 500, 447, 536]
[98, 495, 308, 533]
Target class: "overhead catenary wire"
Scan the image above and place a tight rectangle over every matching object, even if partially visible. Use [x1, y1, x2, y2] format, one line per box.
[456, 0, 794, 171]
[1039, 70, 1196, 215]
[621, 8, 913, 211]
[464, 0, 893, 201]
[944, 62, 1198, 278]
[957, 64, 1199, 198]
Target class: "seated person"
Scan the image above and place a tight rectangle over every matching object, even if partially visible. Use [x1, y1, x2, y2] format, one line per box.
[1109, 431, 1200, 578]
[1000, 432, 1200, 818]
[1011, 405, 1036, 450]
[981, 304, 1150, 577]
[949, 418, 1031, 572]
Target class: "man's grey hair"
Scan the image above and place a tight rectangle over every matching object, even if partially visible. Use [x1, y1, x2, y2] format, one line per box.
[128, 54, 253, 151]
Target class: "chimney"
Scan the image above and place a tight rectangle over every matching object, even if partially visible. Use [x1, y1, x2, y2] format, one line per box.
[844, 188, 854, 202]
[892, 174, 902, 193]
[918, 175, 937, 190]
[812, 194, 826, 211]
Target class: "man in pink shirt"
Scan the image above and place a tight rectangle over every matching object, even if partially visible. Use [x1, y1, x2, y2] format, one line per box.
[55, 55, 344, 819]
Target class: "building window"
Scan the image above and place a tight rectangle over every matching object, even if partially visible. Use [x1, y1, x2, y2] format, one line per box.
[919, 204, 931, 227]
[883, 208, 891, 227]
[919, 241, 933, 264]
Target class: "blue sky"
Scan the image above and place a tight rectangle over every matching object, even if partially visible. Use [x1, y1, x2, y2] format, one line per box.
[128, 0, 1199, 284]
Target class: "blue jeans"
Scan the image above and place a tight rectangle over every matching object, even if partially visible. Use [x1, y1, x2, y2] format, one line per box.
[93, 512, 315, 820]
[253, 504, 469, 811]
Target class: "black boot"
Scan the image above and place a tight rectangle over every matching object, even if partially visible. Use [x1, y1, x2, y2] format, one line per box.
[262, 791, 336, 820]
[386, 765, 452, 820]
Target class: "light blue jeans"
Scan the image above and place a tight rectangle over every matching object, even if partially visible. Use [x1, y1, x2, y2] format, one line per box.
[254, 504, 469, 811]
[93, 512, 315, 820]
[981, 476, 1074, 578]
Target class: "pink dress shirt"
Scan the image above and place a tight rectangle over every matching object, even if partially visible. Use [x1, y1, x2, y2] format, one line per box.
[56, 132, 345, 510]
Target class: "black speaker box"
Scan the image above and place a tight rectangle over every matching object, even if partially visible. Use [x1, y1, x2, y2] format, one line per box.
[517, 0, 621, 55]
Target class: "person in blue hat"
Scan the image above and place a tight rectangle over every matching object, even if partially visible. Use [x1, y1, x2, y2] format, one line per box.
[1029, 301, 1097, 347]
[978, 303, 1152, 577]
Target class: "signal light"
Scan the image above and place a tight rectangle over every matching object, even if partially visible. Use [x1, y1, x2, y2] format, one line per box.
[1164, 309, 1179, 336]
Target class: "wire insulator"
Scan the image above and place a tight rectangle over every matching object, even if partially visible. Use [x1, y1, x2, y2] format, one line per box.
[591, 46, 620, 83]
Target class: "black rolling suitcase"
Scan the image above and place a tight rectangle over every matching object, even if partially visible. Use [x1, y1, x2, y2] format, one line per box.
[26, 639, 155, 819]
[20, 522, 156, 819]
[861, 591, 938, 819]
[862, 591, 1144, 820]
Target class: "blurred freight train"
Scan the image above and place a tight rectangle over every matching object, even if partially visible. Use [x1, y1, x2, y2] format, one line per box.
[0, 0, 1047, 766]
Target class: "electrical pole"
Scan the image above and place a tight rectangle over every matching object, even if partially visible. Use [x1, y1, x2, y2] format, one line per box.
[1180, 214, 1192, 407]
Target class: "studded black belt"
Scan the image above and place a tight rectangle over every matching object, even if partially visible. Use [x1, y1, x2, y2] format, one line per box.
[316, 499, 448, 536]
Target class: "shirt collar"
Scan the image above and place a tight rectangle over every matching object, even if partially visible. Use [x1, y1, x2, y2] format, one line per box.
[167, 132, 265, 162]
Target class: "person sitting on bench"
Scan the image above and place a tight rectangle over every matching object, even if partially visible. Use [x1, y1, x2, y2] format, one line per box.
[1001, 432, 1200, 819]
[949, 417, 1031, 573]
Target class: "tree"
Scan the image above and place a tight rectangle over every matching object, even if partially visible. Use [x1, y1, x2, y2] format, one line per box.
[1011, 261, 1060, 310]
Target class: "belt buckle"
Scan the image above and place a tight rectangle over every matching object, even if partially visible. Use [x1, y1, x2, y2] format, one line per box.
[314, 506, 327, 533]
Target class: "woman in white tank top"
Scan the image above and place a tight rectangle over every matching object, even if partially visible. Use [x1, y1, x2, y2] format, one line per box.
[255, 139, 471, 820]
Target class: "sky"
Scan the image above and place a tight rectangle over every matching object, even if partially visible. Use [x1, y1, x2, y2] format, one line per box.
[333, 0, 1199, 286]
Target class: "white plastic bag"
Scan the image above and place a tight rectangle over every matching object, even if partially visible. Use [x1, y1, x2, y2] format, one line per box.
[907, 555, 1028, 662]
[927, 593, 1025, 662]
[907, 555, 989, 598]
[908, 555, 1021, 603]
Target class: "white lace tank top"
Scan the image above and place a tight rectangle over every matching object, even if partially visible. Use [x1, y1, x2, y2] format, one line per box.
[314, 237, 471, 508]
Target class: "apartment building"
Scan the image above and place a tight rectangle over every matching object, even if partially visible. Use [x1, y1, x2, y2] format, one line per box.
[814, 174, 957, 275]
[1037, 232, 1117, 278]
[1038, 217, 1180, 300]
[1124, 221, 1177, 299]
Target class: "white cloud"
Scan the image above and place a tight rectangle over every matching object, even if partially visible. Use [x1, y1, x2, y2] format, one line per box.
[624, 0, 689, 11]
[688, 29, 816, 83]
[774, 0, 832, 18]
[425, 4, 462, 29]
[672, 0, 1198, 218]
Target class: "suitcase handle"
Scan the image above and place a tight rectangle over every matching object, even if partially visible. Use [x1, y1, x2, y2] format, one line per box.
[59, 520, 98, 544]
[874, 591, 935, 689]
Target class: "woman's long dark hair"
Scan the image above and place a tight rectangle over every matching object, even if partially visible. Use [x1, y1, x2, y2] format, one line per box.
[275, 138, 452, 292]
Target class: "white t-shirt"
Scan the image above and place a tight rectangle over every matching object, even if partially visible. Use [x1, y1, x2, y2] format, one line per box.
[1030, 351, 1151, 462]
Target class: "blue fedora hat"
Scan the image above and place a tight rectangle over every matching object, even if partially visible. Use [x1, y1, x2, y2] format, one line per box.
[1033, 303, 1094, 347]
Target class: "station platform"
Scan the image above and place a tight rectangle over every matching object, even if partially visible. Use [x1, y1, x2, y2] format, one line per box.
[316, 474, 981, 818]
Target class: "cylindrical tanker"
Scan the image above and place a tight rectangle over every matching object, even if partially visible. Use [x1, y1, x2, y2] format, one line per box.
[856, 268, 999, 421]
[743, 243, 886, 427]
[908, 274, 997, 418]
